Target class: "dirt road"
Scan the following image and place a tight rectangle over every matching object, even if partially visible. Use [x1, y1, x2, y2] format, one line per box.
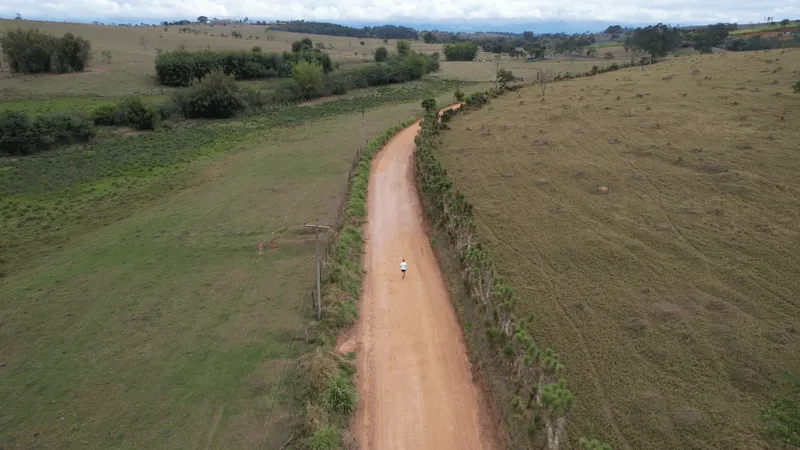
[348, 119, 502, 449]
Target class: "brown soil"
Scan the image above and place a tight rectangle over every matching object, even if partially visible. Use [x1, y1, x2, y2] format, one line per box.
[349, 120, 502, 449]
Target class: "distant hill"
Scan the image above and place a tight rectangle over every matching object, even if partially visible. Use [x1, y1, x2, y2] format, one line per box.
[267, 20, 419, 40]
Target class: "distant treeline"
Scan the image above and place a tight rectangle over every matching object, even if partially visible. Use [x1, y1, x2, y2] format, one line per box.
[268, 21, 419, 40]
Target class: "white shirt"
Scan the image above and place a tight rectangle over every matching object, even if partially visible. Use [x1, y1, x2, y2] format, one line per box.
[400, 261, 407, 271]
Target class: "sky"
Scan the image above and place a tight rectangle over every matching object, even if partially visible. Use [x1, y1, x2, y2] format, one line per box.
[1, 0, 799, 32]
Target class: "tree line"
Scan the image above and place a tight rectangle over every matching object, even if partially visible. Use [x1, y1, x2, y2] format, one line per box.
[267, 21, 419, 40]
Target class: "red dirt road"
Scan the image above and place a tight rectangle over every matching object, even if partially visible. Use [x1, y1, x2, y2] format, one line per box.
[350, 120, 502, 449]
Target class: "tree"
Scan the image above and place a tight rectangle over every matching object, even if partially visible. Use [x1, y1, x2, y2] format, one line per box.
[292, 37, 314, 52]
[604, 52, 614, 60]
[541, 379, 574, 450]
[374, 46, 388, 62]
[524, 42, 545, 59]
[422, 32, 437, 44]
[605, 25, 623, 34]
[781, 19, 791, 26]
[443, 41, 478, 61]
[586, 47, 597, 57]
[522, 31, 535, 42]
[0, 28, 92, 74]
[496, 68, 518, 90]
[536, 69, 554, 97]
[421, 98, 436, 112]
[396, 40, 411, 56]
[628, 23, 682, 62]
[197, 16, 209, 23]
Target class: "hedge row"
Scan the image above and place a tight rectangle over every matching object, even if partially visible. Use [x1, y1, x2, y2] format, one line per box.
[154, 48, 333, 86]
[295, 118, 417, 447]
[413, 62, 639, 449]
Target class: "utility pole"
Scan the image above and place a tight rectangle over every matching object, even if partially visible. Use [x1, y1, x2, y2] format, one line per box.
[303, 222, 331, 320]
[361, 107, 366, 155]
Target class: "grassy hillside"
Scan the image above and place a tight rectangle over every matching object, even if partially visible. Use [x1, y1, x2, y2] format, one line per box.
[433, 48, 800, 449]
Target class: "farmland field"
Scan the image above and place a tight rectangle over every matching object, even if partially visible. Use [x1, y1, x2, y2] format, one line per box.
[433, 48, 800, 449]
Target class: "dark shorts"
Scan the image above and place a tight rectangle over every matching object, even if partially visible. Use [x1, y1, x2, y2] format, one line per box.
[401, 269, 406, 273]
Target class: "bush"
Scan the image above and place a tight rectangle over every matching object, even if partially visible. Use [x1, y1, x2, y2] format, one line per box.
[374, 46, 388, 62]
[270, 79, 303, 104]
[396, 40, 411, 56]
[118, 97, 159, 130]
[443, 41, 479, 61]
[293, 60, 326, 100]
[794, 81, 800, 94]
[322, 373, 357, 414]
[324, 72, 354, 95]
[308, 426, 342, 450]
[0, 28, 92, 74]
[91, 104, 119, 126]
[0, 110, 94, 156]
[171, 71, 247, 119]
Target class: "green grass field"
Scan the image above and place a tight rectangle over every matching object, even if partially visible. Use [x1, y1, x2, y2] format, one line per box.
[433, 48, 800, 449]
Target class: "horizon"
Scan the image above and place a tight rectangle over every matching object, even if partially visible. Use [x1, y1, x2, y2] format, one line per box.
[0, 15, 786, 35]
[2, 0, 797, 35]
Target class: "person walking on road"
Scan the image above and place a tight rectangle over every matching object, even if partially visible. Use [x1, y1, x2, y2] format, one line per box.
[400, 259, 407, 279]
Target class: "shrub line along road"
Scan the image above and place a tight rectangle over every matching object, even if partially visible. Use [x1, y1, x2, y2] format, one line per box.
[342, 112, 502, 449]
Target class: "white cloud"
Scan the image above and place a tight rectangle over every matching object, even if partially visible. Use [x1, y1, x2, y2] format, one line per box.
[1, 0, 799, 27]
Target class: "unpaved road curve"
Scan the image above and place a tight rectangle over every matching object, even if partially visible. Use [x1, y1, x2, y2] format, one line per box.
[349, 116, 502, 450]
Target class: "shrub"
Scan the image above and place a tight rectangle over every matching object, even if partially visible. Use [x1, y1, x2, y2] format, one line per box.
[271, 78, 304, 104]
[171, 71, 246, 119]
[421, 98, 437, 111]
[604, 52, 614, 60]
[117, 97, 159, 130]
[90, 104, 119, 126]
[308, 426, 342, 450]
[322, 373, 357, 414]
[0, 110, 94, 156]
[324, 72, 354, 95]
[0, 110, 37, 155]
[793, 81, 800, 93]
[396, 40, 411, 56]
[0, 28, 92, 74]
[443, 41, 479, 61]
[374, 46, 388, 62]
[292, 60, 326, 100]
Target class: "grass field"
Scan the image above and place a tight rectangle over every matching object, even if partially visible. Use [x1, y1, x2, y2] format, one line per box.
[434, 48, 800, 449]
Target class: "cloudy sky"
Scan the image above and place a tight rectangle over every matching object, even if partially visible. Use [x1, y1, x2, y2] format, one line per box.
[2, 0, 798, 31]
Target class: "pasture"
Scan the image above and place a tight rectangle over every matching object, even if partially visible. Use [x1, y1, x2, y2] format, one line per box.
[434, 48, 800, 449]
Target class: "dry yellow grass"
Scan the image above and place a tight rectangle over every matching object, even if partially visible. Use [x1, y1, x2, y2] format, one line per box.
[435, 48, 800, 449]
[0, 19, 443, 96]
